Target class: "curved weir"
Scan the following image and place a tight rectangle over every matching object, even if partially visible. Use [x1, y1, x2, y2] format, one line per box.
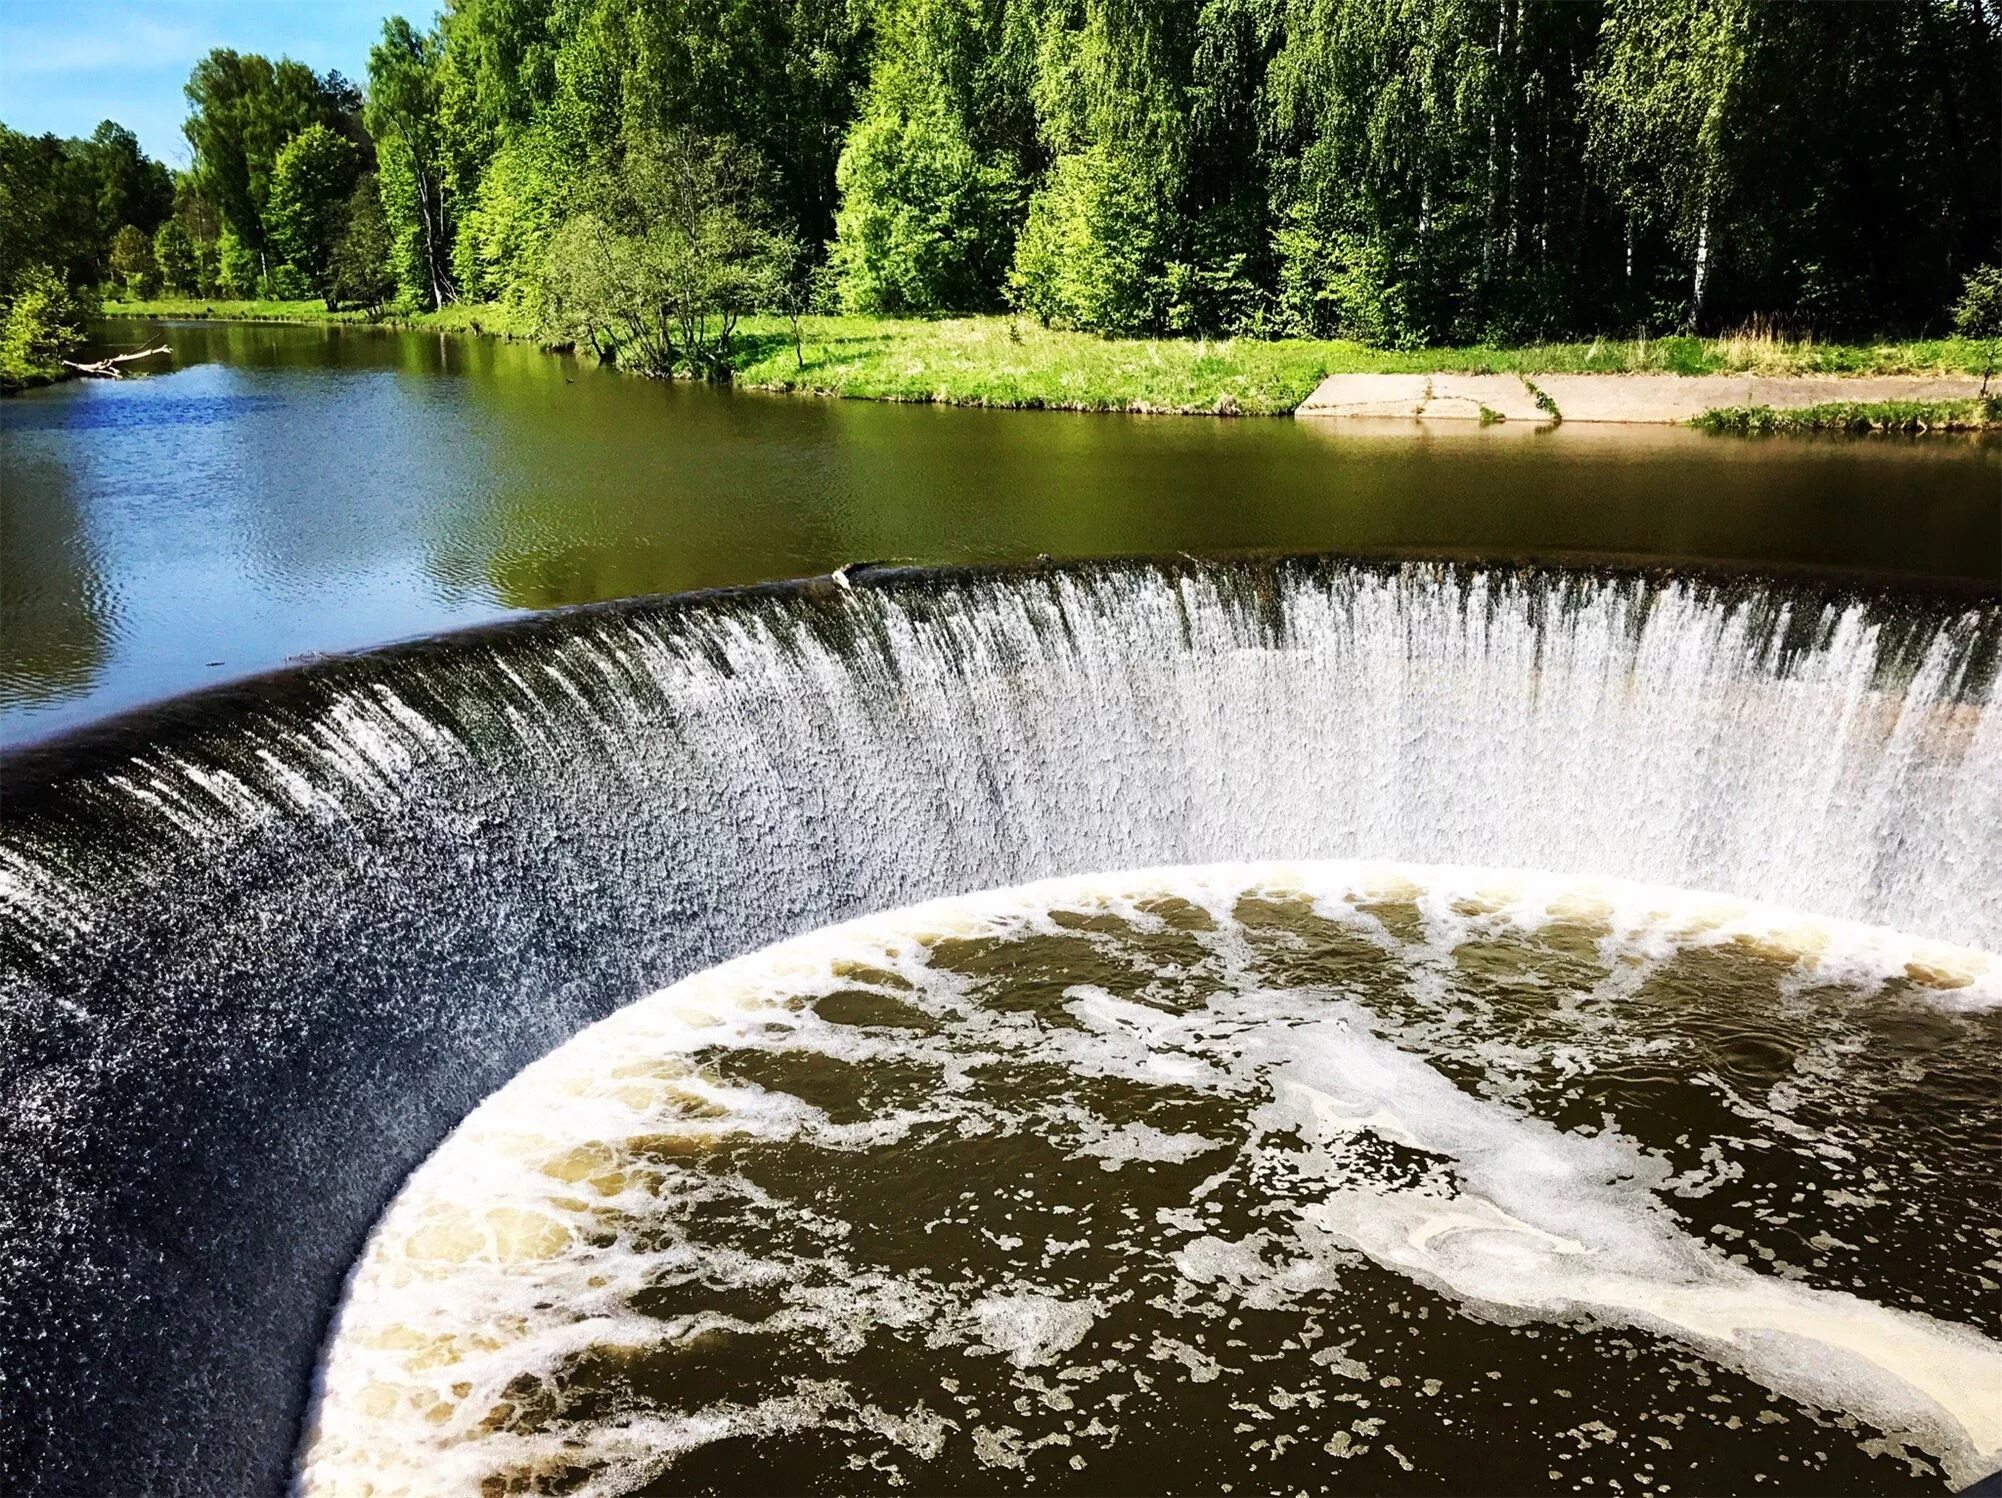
[1, 558, 1998, 1496]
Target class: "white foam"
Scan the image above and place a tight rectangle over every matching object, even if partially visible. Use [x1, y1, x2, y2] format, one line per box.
[298, 861, 2002, 1493]
[970, 1293, 1103, 1368]
[1253, 1006, 2002, 1474]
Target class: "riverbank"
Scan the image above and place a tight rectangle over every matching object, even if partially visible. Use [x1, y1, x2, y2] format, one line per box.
[101, 297, 1995, 421]
[1297, 371, 1997, 426]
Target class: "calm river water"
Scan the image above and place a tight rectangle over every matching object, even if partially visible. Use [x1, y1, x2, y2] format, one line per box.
[2, 318, 1996, 746]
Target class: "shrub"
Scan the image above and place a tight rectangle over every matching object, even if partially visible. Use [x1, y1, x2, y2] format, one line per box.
[537, 128, 791, 379]
[830, 72, 1021, 314]
[1, 265, 96, 388]
[1953, 264, 2002, 395]
[217, 229, 260, 297]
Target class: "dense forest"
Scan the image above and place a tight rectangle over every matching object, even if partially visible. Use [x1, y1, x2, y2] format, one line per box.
[3, 0, 2000, 383]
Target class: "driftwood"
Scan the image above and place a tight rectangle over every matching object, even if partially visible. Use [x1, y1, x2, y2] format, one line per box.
[60, 344, 172, 379]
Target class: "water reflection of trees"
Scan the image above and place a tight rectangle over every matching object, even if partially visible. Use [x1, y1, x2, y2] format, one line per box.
[0, 453, 110, 707]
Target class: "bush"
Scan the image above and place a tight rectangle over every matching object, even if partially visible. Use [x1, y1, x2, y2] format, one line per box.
[217, 229, 260, 297]
[266, 262, 312, 300]
[537, 128, 791, 379]
[1, 265, 96, 388]
[1272, 210, 1417, 347]
[1953, 264, 2002, 394]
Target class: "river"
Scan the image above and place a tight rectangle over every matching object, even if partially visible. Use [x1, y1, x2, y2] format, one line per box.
[1, 317, 1995, 746]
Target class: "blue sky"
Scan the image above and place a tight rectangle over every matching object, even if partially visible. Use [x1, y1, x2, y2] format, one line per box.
[0, 0, 429, 166]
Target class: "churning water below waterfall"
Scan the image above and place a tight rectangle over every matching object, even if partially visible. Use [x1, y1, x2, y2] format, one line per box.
[0, 558, 1997, 1497]
[301, 864, 2002, 1496]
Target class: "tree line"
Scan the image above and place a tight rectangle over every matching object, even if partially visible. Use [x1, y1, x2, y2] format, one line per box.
[3, 0, 1999, 383]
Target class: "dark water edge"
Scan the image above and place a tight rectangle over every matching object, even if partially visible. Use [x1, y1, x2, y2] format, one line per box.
[0, 316, 1995, 747]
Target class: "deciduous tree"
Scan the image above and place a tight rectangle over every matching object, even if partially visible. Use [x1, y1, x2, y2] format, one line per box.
[268, 124, 363, 300]
[539, 127, 791, 378]
[108, 224, 159, 296]
[367, 18, 459, 309]
[153, 220, 198, 294]
[330, 174, 399, 313]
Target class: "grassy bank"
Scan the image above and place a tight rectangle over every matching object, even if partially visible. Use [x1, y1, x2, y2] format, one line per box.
[105, 295, 541, 339]
[1694, 399, 2001, 434]
[105, 297, 1994, 416]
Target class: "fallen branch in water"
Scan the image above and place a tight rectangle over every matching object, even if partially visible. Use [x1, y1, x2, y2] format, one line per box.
[60, 344, 172, 378]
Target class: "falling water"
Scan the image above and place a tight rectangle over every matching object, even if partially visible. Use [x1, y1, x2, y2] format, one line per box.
[1, 558, 1997, 1496]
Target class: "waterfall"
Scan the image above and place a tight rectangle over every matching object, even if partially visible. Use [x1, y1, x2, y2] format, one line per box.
[1, 557, 1996, 1497]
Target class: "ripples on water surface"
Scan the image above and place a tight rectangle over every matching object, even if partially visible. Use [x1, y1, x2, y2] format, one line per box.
[301, 865, 2002, 1496]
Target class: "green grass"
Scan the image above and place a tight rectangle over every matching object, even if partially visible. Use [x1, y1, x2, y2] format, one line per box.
[104, 294, 540, 340]
[1693, 398, 2001, 434]
[104, 299, 1995, 416]
[731, 315, 1993, 414]
[729, 315, 1337, 413]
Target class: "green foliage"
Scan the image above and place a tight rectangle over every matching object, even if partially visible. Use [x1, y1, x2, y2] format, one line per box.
[216, 228, 260, 297]
[531, 0, 865, 247]
[1525, 378, 1561, 422]
[829, 0, 1024, 314]
[265, 262, 312, 300]
[82, 122, 175, 245]
[183, 49, 363, 270]
[368, 19, 460, 310]
[1010, 145, 1172, 332]
[1270, 218, 1414, 347]
[1004, 1, 1199, 334]
[537, 128, 793, 378]
[1586, 0, 2002, 333]
[15, 0, 2000, 370]
[108, 224, 159, 296]
[153, 220, 198, 294]
[367, 18, 458, 308]
[0, 265, 96, 389]
[1694, 399, 2001, 434]
[1952, 264, 2002, 392]
[0, 121, 174, 293]
[267, 124, 364, 300]
[1268, 0, 1611, 344]
[1955, 266, 2002, 340]
[169, 174, 225, 295]
[453, 126, 566, 310]
[330, 175, 400, 313]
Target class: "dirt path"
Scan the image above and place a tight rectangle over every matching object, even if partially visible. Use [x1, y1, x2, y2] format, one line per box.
[1294, 372, 1987, 423]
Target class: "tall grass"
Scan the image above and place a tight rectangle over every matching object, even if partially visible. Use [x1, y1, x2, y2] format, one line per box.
[1694, 399, 2001, 434]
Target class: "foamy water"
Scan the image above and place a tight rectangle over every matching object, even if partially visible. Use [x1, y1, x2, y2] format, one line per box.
[7, 563, 1998, 1495]
[298, 863, 2002, 1495]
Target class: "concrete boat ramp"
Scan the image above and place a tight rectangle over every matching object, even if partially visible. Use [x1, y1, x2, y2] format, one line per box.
[1294, 371, 1986, 424]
